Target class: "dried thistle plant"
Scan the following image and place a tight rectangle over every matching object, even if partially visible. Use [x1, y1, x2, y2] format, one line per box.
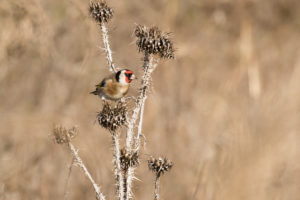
[124, 25, 175, 199]
[53, 125, 78, 144]
[148, 157, 173, 200]
[55, 2, 175, 200]
[97, 101, 128, 200]
[95, 100, 128, 200]
[120, 148, 139, 171]
[126, 25, 175, 152]
[148, 157, 173, 177]
[52, 125, 106, 200]
[89, 1, 114, 24]
[97, 101, 127, 133]
[89, 0, 116, 72]
[119, 148, 139, 200]
[135, 25, 175, 59]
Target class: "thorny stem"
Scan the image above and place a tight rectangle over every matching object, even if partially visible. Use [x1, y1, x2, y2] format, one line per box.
[100, 23, 117, 73]
[124, 52, 151, 199]
[126, 52, 153, 152]
[134, 96, 147, 150]
[112, 133, 125, 200]
[125, 53, 160, 200]
[134, 57, 160, 151]
[99, 22, 126, 199]
[154, 175, 161, 200]
[68, 143, 106, 200]
[125, 167, 135, 200]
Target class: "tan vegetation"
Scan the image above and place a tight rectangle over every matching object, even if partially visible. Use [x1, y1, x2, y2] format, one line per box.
[1, 0, 300, 199]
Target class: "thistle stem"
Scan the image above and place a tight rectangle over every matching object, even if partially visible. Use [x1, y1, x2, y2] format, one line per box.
[126, 52, 154, 151]
[134, 57, 160, 151]
[112, 133, 124, 200]
[100, 23, 117, 72]
[125, 53, 160, 200]
[154, 175, 161, 200]
[68, 143, 106, 200]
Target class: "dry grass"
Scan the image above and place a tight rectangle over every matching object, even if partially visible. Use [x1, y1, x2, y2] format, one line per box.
[1, 0, 300, 199]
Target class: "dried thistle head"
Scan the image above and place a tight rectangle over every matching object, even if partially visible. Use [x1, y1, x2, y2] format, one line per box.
[89, 0, 113, 24]
[135, 25, 175, 59]
[148, 156, 173, 177]
[97, 101, 127, 132]
[53, 125, 79, 144]
[120, 148, 139, 171]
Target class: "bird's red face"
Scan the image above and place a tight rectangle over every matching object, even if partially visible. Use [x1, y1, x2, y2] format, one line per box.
[124, 70, 135, 83]
[116, 69, 135, 85]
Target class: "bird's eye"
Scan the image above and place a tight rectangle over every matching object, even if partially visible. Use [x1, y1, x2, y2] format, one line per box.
[125, 73, 132, 77]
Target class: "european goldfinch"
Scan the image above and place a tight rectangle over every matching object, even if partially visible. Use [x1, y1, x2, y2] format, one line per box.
[91, 69, 135, 100]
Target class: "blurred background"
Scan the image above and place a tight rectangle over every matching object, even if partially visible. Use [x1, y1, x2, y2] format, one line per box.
[1, 0, 300, 199]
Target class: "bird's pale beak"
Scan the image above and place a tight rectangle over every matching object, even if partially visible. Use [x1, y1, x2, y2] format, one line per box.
[130, 74, 136, 80]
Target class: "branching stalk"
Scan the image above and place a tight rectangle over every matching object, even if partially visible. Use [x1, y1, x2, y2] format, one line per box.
[126, 52, 153, 151]
[59, 4, 175, 200]
[134, 57, 159, 151]
[68, 143, 106, 200]
[125, 53, 160, 200]
[99, 19, 125, 200]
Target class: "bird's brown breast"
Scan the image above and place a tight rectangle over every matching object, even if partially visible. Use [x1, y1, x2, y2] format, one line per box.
[102, 80, 129, 99]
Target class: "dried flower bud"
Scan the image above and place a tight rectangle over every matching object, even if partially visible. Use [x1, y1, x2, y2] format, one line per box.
[97, 101, 127, 132]
[135, 25, 175, 59]
[89, 1, 113, 24]
[148, 157, 173, 177]
[120, 148, 139, 171]
[53, 125, 79, 144]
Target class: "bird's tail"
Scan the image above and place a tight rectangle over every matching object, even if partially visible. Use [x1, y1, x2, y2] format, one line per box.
[90, 90, 98, 95]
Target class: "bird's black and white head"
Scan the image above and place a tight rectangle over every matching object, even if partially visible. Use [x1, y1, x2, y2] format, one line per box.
[116, 69, 135, 85]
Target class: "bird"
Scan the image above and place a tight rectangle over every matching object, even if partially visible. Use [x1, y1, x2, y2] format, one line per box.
[91, 69, 135, 100]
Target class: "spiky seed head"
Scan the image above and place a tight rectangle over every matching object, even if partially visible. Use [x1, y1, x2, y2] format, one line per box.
[53, 125, 79, 144]
[148, 156, 173, 177]
[97, 101, 127, 132]
[120, 148, 139, 171]
[134, 25, 175, 59]
[89, 1, 113, 24]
